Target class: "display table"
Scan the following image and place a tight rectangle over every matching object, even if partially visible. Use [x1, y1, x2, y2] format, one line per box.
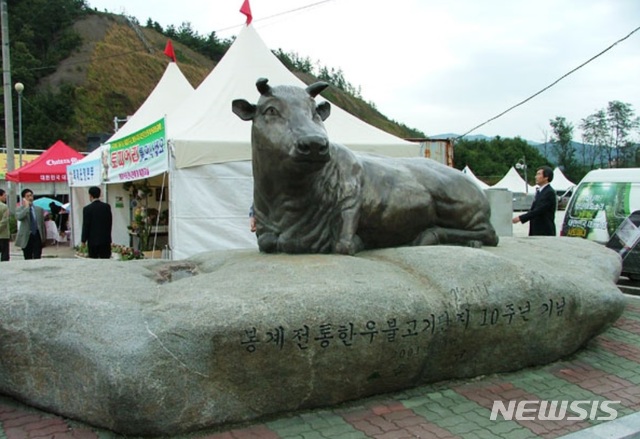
[45, 221, 67, 244]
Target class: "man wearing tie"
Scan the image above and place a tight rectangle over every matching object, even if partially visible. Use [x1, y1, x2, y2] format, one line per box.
[15, 188, 46, 259]
[512, 166, 557, 236]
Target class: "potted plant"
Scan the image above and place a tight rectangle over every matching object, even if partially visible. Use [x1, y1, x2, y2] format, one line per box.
[111, 243, 144, 261]
[74, 243, 88, 258]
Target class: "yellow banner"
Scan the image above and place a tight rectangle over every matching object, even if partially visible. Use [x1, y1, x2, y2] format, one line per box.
[0, 153, 40, 179]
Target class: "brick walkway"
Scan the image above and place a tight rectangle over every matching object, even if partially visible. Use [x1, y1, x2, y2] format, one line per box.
[1, 295, 639, 439]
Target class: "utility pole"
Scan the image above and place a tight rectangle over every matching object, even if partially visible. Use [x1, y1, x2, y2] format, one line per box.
[1, 0, 16, 213]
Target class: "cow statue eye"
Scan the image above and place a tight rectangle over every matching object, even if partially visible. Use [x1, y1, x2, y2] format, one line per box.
[264, 106, 279, 117]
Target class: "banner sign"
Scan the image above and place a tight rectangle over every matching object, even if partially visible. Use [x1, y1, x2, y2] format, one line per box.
[105, 118, 168, 183]
[67, 118, 168, 186]
[67, 149, 101, 187]
[0, 153, 39, 179]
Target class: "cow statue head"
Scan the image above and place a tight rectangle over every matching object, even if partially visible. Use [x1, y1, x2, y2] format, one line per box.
[232, 78, 333, 167]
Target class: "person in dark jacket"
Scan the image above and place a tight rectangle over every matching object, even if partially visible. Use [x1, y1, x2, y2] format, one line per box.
[512, 166, 557, 236]
[82, 186, 112, 258]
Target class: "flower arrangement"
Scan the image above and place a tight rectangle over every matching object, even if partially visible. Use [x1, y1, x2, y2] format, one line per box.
[123, 179, 153, 200]
[128, 206, 152, 251]
[111, 244, 144, 260]
[123, 179, 155, 251]
[74, 243, 144, 260]
[74, 243, 88, 258]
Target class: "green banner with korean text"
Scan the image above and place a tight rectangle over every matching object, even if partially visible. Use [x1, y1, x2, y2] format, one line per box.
[105, 118, 168, 183]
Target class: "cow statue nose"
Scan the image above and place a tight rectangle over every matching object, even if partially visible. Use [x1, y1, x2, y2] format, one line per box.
[296, 135, 329, 159]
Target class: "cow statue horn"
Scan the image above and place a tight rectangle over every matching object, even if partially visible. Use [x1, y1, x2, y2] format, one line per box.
[256, 78, 272, 96]
[306, 82, 328, 98]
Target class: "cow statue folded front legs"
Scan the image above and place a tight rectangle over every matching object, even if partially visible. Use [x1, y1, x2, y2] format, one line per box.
[233, 78, 499, 255]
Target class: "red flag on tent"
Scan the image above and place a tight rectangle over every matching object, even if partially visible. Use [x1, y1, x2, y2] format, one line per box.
[164, 40, 176, 62]
[240, 0, 252, 25]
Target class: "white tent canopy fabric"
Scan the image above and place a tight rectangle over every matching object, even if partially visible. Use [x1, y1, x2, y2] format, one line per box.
[168, 24, 419, 169]
[461, 165, 489, 190]
[552, 167, 576, 192]
[67, 62, 194, 248]
[109, 62, 194, 143]
[491, 167, 536, 194]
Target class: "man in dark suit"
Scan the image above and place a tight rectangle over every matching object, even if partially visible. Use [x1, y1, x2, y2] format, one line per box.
[82, 186, 112, 259]
[512, 166, 557, 236]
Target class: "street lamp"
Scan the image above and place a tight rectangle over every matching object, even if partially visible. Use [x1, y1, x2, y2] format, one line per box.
[515, 156, 528, 194]
[113, 115, 131, 132]
[14, 82, 23, 167]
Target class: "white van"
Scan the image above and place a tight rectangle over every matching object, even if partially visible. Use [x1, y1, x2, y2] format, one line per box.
[560, 168, 640, 280]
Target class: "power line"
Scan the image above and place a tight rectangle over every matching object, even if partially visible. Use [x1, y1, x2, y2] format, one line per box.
[455, 25, 640, 141]
[215, 1, 334, 33]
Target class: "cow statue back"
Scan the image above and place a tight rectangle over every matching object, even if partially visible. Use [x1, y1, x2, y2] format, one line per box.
[232, 78, 499, 255]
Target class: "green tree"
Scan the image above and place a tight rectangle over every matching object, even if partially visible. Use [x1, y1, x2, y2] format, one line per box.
[580, 109, 608, 168]
[453, 136, 547, 186]
[606, 100, 639, 167]
[274, 50, 314, 75]
[2, 0, 87, 150]
[580, 101, 639, 168]
[549, 116, 576, 173]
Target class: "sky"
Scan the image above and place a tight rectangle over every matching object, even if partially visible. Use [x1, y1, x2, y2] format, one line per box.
[85, 0, 640, 143]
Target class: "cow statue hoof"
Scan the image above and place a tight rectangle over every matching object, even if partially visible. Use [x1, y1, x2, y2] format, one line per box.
[334, 236, 363, 256]
[415, 229, 441, 246]
[257, 233, 278, 253]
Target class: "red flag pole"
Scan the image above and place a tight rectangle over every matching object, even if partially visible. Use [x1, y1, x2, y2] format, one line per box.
[240, 0, 253, 25]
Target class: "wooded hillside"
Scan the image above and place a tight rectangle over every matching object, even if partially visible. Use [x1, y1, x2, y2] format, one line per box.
[1, 0, 425, 152]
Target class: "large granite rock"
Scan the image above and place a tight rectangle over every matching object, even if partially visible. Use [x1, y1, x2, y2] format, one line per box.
[0, 237, 625, 435]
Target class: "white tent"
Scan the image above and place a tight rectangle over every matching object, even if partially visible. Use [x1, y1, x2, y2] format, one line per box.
[108, 62, 194, 143]
[67, 62, 195, 248]
[166, 24, 421, 259]
[461, 165, 489, 190]
[169, 24, 419, 167]
[552, 167, 576, 192]
[491, 167, 536, 194]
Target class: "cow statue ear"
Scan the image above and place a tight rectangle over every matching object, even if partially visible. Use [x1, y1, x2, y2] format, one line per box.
[232, 99, 257, 121]
[316, 101, 331, 121]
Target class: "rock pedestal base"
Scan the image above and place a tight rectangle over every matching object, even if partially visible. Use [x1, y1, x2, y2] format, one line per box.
[0, 237, 625, 435]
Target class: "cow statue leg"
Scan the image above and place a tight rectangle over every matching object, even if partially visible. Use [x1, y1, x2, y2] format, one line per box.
[414, 225, 499, 248]
[333, 201, 363, 256]
[330, 160, 364, 256]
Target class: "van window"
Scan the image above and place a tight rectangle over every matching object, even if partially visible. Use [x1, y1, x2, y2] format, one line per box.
[562, 182, 636, 243]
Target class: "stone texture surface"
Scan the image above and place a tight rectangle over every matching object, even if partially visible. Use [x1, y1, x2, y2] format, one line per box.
[0, 237, 625, 435]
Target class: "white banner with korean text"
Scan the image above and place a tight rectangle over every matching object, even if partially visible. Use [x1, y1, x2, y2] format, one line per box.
[67, 118, 168, 187]
[106, 118, 168, 183]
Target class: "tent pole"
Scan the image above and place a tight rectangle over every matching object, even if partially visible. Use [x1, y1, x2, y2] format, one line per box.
[149, 171, 167, 259]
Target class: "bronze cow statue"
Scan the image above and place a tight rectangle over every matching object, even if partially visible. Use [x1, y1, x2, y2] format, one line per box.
[232, 78, 499, 255]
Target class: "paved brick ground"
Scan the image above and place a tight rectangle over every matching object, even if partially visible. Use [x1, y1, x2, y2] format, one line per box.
[1, 295, 638, 439]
